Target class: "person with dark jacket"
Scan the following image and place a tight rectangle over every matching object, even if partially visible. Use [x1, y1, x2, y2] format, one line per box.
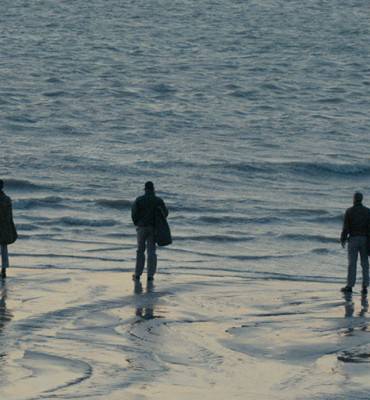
[131, 181, 168, 281]
[0, 180, 18, 279]
[340, 192, 370, 294]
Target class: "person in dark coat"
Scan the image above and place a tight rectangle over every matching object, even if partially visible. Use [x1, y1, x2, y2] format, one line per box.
[0, 180, 18, 279]
[340, 192, 370, 294]
[131, 181, 168, 281]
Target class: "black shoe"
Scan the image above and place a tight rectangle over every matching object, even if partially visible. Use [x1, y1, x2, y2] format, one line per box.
[132, 274, 140, 281]
[147, 276, 154, 281]
[362, 286, 368, 295]
[1, 268, 6, 279]
[341, 286, 352, 293]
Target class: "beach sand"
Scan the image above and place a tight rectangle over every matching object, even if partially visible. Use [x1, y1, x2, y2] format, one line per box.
[1, 266, 370, 400]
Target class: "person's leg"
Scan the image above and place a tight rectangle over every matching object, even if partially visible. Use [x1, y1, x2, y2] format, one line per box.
[1, 244, 8, 278]
[146, 227, 157, 279]
[135, 228, 147, 278]
[359, 237, 369, 288]
[347, 237, 359, 288]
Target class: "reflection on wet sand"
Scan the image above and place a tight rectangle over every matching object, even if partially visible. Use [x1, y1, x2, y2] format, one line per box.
[343, 292, 355, 318]
[0, 280, 12, 367]
[338, 293, 370, 364]
[134, 280, 157, 320]
[359, 294, 369, 317]
[0, 281, 12, 335]
[342, 292, 369, 338]
[343, 292, 369, 319]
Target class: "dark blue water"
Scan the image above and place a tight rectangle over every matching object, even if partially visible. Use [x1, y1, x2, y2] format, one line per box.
[0, 0, 370, 276]
[2, 1, 370, 399]
[2, 0, 370, 283]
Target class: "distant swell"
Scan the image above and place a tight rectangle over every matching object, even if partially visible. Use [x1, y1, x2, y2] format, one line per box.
[55, 217, 118, 227]
[5, 179, 48, 190]
[280, 234, 338, 243]
[222, 161, 370, 178]
[96, 199, 132, 210]
[285, 161, 370, 176]
[175, 234, 253, 243]
[170, 247, 293, 261]
[313, 214, 343, 224]
[15, 197, 64, 209]
[199, 215, 280, 225]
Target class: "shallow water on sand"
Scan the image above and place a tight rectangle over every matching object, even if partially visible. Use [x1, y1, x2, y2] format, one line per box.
[2, 270, 370, 399]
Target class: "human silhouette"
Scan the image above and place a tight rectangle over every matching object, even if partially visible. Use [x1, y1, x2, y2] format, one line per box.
[0, 179, 18, 279]
[340, 192, 370, 294]
[131, 181, 168, 281]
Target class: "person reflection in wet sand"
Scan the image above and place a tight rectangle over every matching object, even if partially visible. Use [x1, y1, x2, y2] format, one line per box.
[134, 280, 156, 320]
[343, 292, 354, 318]
[359, 293, 369, 317]
[0, 281, 12, 334]
[343, 291, 368, 319]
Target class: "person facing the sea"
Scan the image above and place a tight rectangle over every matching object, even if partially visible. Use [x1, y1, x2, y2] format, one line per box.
[340, 192, 370, 294]
[0, 180, 18, 279]
[131, 181, 168, 281]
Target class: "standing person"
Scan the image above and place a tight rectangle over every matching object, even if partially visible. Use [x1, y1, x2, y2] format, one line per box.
[0, 180, 18, 279]
[340, 192, 370, 294]
[131, 181, 168, 281]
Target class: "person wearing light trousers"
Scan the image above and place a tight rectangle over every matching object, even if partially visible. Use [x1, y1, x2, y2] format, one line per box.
[131, 181, 168, 281]
[340, 192, 370, 294]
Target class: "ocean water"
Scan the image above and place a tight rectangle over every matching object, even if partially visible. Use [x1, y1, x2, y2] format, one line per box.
[1, 0, 370, 398]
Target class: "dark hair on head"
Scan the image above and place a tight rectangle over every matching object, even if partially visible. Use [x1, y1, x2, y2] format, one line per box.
[145, 181, 154, 192]
[354, 192, 363, 203]
[0, 179, 3, 190]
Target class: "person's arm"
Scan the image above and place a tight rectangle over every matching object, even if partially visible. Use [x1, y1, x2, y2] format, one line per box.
[159, 199, 168, 218]
[341, 210, 350, 247]
[2, 197, 12, 222]
[131, 199, 138, 225]
[9, 198, 14, 223]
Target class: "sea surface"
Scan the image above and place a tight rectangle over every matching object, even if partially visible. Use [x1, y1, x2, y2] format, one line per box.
[1, 0, 370, 399]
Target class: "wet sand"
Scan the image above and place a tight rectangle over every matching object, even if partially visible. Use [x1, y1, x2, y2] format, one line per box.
[1, 268, 370, 400]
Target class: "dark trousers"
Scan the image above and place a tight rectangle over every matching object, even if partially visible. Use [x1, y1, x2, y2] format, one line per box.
[1, 244, 9, 269]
